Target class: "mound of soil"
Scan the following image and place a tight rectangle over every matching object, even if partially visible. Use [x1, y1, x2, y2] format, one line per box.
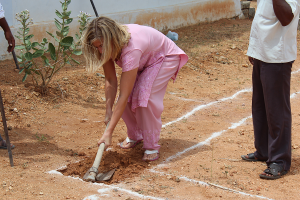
[59, 142, 150, 184]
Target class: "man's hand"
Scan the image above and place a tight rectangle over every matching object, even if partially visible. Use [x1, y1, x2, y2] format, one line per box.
[0, 17, 15, 53]
[5, 30, 15, 53]
[248, 56, 254, 65]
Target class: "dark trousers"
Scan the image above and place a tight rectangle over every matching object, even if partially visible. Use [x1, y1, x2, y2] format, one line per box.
[252, 59, 292, 171]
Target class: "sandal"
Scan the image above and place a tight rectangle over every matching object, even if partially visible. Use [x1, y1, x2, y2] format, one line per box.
[241, 153, 266, 162]
[0, 140, 15, 150]
[119, 137, 142, 149]
[259, 163, 288, 180]
[142, 150, 159, 161]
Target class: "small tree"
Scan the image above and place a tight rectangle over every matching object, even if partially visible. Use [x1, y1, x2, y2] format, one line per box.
[15, 0, 91, 94]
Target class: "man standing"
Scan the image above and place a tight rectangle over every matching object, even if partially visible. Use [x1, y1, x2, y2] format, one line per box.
[0, 3, 15, 149]
[242, 0, 300, 179]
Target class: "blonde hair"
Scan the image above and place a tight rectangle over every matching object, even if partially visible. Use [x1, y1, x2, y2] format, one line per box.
[81, 16, 131, 72]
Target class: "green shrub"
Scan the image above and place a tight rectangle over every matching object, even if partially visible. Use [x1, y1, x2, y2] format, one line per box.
[15, 0, 91, 94]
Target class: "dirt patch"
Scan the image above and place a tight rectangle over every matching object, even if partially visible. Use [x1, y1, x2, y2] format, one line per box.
[59, 143, 150, 184]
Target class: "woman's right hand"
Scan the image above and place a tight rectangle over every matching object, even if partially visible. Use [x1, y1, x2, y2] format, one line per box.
[98, 131, 112, 150]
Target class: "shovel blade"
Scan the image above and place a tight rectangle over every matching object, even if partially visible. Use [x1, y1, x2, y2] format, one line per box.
[96, 169, 116, 181]
[83, 170, 96, 182]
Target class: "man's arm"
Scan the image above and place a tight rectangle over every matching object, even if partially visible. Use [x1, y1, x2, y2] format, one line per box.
[272, 0, 294, 26]
[0, 17, 15, 53]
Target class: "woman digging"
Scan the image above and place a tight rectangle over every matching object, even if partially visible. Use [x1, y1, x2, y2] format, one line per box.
[82, 16, 188, 161]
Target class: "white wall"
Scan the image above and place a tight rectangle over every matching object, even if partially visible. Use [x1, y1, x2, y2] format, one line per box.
[0, 0, 241, 60]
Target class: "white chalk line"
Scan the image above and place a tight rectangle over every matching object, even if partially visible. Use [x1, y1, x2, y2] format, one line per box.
[162, 88, 252, 128]
[149, 170, 273, 200]
[47, 170, 165, 200]
[162, 115, 252, 163]
[49, 89, 300, 200]
[49, 68, 300, 200]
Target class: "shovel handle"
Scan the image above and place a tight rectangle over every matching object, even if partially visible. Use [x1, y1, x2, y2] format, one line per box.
[92, 121, 110, 170]
[92, 143, 105, 170]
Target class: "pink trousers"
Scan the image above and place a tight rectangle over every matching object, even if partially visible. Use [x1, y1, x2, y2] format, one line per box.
[121, 55, 181, 151]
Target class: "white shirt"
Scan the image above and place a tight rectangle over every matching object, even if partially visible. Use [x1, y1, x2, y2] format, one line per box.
[247, 0, 300, 63]
[0, 3, 4, 19]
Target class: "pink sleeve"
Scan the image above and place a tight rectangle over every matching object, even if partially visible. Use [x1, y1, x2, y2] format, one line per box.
[120, 49, 142, 72]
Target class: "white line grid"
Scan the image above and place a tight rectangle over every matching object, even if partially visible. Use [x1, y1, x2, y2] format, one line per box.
[47, 68, 300, 200]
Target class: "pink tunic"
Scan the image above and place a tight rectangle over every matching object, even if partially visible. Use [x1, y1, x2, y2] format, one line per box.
[116, 24, 188, 112]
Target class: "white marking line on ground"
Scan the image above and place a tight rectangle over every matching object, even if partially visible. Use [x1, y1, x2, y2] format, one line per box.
[49, 80, 300, 200]
[149, 170, 273, 200]
[47, 170, 165, 200]
[166, 67, 300, 105]
[162, 88, 252, 128]
[163, 116, 252, 163]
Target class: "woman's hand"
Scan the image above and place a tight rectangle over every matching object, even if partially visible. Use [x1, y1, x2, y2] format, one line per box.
[97, 131, 112, 150]
[104, 109, 112, 125]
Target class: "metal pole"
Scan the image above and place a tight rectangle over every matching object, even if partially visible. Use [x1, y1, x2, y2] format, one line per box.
[89, 0, 99, 17]
[0, 90, 14, 167]
[12, 50, 19, 70]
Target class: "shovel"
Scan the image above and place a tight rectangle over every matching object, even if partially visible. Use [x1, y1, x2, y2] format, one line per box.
[83, 122, 116, 182]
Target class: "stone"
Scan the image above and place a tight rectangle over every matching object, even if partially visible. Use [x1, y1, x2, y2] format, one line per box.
[239, 13, 246, 20]
[242, 9, 249, 18]
[96, 73, 105, 78]
[249, 8, 256, 18]
[240, 1, 251, 9]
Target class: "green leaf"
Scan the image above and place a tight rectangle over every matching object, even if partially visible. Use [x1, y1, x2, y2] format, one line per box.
[72, 50, 82, 55]
[25, 40, 31, 47]
[24, 29, 30, 35]
[71, 57, 80, 64]
[62, 26, 70, 36]
[24, 52, 33, 61]
[43, 38, 48, 43]
[62, 2, 66, 10]
[65, 18, 73, 25]
[15, 35, 23, 40]
[63, 46, 70, 51]
[33, 50, 44, 58]
[48, 43, 56, 60]
[56, 31, 64, 38]
[55, 10, 63, 19]
[32, 42, 39, 48]
[66, 0, 71, 6]
[17, 57, 23, 62]
[41, 55, 50, 66]
[54, 21, 62, 31]
[61, 36, 73, 47]
[15, 45, 26, 50]
[22, 73, 28, 82]
[25, 34, 34, 40]
[75, 33, 80, 40]
[19, 67, 25, 74]
[62, 11, 71, 19]
[47, 31, 60, 43]
[26, 62, 33, 69]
